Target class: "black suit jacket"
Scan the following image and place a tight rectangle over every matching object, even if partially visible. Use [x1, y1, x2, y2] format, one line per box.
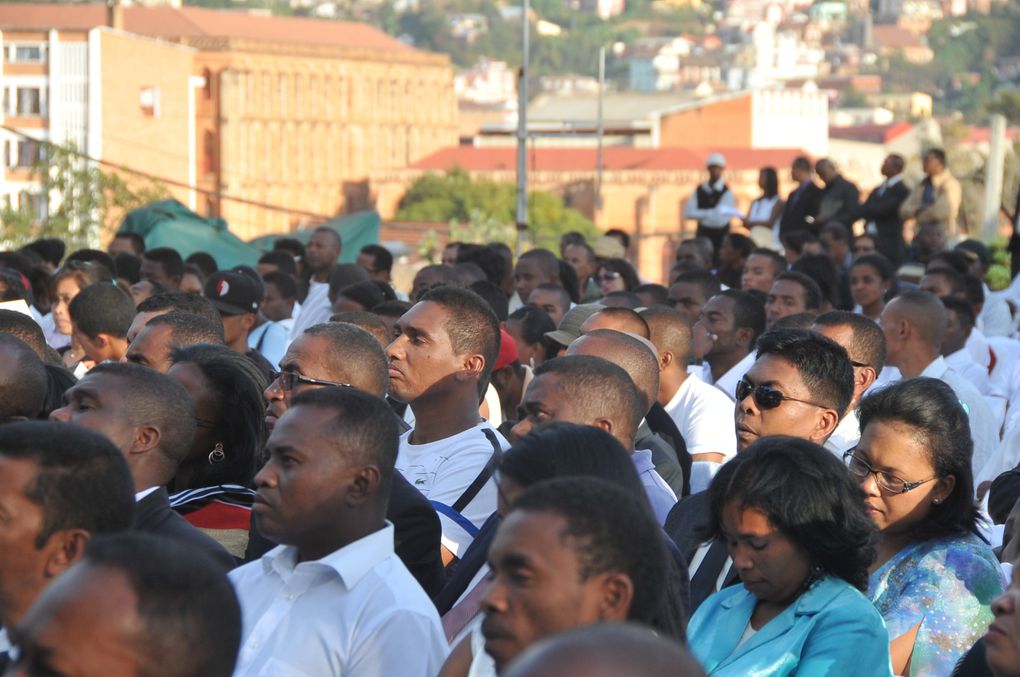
[244, 472, 446, 599]
[663, 491, 738, 611]
[644, 402, 692, 497]
[779, 182, 823, 238]
[855, 180, 910, 266]
[135, 488, 236, 571]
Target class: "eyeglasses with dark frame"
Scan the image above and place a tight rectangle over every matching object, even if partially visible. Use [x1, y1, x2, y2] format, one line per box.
[596, 271, 622, 283]
[270, 371, 351, 393]
[735, 379, 827, 411]
[842, 449, 937, 495]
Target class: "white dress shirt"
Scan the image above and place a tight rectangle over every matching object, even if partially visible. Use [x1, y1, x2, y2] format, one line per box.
[702, 351, 757, 402]
[684, 179, 738, 229]
[229, 523, 448, 677]
[248, 321, 290, 370]
[289, 280, 332, 338]
[824, 408, 860, 459]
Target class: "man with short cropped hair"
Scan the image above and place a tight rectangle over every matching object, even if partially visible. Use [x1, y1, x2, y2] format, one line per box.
[766, 271, 822, 328]
[812, 311, 887, 455]
[0, 335, 47, 422]
[0, 421, 135, 667]
[740, 248, 786, 294]
[527, 284, 571, 328]
[668, 270, 721, 327]
[562, 241, 600, 302]
[512, 249, 561, 314]
[900, 147, 963, 238]
[387, 287, 510, 564]
[68, 282, 135, 364]
[231, 388, 448, 676]
[124, 311, 225, 373]
[141, 247, 184, 290]
[291, 226, 342, 337]
[694, 290, 766, 401]
[50, 362, 234, 569]
[358, 244, 394, 284]
[8, 532, 241, 677]
[108, 232, 146, 258]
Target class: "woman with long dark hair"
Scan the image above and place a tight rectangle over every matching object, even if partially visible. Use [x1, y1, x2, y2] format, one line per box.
[744, 167, 784, 249]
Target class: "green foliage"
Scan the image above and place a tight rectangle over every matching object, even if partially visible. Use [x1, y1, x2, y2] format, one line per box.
[987, 91, 1020, 125]
[0, 142, 169, 251]
[395, 168, 599, 250]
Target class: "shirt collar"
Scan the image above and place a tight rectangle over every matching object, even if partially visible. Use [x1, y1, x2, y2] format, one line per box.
[261, 522, 395, 590]
[134, 486, 160, 502]
[919, 355, 948, 379]
[884, 174, 902, 187]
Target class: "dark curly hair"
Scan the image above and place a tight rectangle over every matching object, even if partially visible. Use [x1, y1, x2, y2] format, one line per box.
[702, 436, 876, 591]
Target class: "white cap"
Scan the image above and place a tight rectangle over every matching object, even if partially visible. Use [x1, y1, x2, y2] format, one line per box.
[706, 152, 726, 168]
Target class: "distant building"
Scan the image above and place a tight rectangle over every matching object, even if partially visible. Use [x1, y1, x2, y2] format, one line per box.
[864, 92, 933, 119]
[872, 25, 934, 64]
[627, 37, 723, 92]
[575, 0, 626, 20]
[0, 3, 458, 239]
[0, 22, 195, 222]
[829, 107, 896, 127]
[455, 60, 515, 106]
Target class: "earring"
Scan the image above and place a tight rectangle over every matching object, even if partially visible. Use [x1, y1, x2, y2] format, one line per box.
[933, 498, 941, 505]
[208, 443, 225, 464]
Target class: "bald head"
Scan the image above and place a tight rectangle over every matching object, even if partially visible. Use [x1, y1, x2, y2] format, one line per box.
[504, 623, 705, 677]
[580, 308, 650, 338]
[567, 330, 659, 413]
[640, 306, 692, 366]
[886, 291, 947, 349]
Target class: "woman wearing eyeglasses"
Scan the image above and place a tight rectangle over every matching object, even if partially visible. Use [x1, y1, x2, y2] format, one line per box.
[850, 377, 1004, 677]
[594, 258, 640, 298]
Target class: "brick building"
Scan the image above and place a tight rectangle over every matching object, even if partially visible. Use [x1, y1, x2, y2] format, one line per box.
[0, 4, 458, 240]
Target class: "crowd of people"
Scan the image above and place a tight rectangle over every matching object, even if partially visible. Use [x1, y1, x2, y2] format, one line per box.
[0, 147, 1019, 676]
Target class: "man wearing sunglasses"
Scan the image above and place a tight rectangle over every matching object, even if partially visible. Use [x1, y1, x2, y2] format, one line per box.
[258, 322, 446, 597]
[666, 327, 854, 609]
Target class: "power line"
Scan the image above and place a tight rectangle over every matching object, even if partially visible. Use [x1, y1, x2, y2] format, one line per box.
[1, 125, 337, 222]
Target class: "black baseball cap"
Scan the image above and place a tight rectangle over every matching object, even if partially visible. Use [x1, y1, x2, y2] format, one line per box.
[205, 270, 261, 315]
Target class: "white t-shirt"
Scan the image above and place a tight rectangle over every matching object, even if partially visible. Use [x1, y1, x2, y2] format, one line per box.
[664, 374, 737, 494]
[702, 351, 757, 402]
[396, 422, 509, 557]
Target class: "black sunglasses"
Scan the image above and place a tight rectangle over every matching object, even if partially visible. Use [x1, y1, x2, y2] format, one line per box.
[270, 371, 351, 393]
[735, 379, 827, 411]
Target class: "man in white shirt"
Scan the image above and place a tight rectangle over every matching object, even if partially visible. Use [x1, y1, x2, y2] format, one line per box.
[388, 286, 509, 565]
[812, 311, 888, 456]
[694, 290, 766, 401]
[684, 152, 737, 264]
[643, 306, 736, 494]
[880, 291, 999, 482]
[289, 227, 341, 337]
[511, 355, 677, 524]
[230, 388, 448, 677]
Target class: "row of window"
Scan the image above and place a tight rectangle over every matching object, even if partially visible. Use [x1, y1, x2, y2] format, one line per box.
[3, 87, 45, 117]
[4, 44, 46, 64]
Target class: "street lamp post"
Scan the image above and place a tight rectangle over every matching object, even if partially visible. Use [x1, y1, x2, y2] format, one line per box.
[515, 0, 530, 256]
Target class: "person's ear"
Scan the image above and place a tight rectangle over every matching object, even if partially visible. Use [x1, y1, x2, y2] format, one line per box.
[734, 326, 753, 349]
[598, 572, 635, 621]
[458, 354, 486, 382]
[591, 417, 614, 437]
[811, 408, 841, 444]
[130, 424, 161, 456]
[242, 313, 257, 331]
[43, 529, 89, 579]
[933, 474, 956, 505]
[659, 350, 673, 372]
[346, 465, 381, 507]
[856, 366, 877, 397]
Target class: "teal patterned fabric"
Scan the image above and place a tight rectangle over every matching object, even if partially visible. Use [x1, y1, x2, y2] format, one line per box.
[868, 533, 1005, 677]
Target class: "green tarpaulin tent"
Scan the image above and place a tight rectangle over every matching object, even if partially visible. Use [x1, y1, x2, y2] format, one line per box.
[248, 211, 381, 264]
[118, 200, 263, 269]
[119, 200, 382, 268]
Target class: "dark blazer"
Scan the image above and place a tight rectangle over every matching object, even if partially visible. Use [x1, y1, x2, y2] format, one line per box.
[779, 182, 823, 238]
[855, 179, 910, 266]
[664, 491, 738, 611]
[243, 472, 446, 599]
[644, 402, 692, 497]
[817, 175, 860, 227]
[135, 487, 236, 571]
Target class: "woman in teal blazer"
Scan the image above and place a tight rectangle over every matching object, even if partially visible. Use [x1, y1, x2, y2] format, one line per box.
[687, 437, 893, 676]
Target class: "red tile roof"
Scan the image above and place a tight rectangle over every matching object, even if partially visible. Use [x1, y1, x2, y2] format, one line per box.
[411, 146, 808, 172]
[0, 3, 413, 52]
[828, 121, 913, 144]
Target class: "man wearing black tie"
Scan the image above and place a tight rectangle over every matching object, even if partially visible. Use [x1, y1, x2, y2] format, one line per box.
[855, 154, 910, 267]
[663, 329, 854, 610]
[778, 156, 823, 239]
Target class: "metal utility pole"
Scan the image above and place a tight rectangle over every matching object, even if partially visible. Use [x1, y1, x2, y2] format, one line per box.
[515, 0, 530, 256]
[596, 45, 605, 214]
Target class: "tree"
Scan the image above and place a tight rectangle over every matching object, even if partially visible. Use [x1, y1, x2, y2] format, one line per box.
[1, 142, 169, 251]
[395, 168, 599, 250]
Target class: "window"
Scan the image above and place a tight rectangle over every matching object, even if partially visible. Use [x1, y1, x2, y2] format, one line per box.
[7, 44, 45, 63]
[18, 191, 44, 220]
[9, 87, 42, 116]
[139, 87, 160, 117]
[14, 140, 42, 167]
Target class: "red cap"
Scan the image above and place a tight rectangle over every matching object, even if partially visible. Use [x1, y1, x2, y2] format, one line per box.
[493, 328, 519, 371]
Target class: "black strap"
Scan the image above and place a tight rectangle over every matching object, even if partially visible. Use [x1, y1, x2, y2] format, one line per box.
[451, 428, 503, 514]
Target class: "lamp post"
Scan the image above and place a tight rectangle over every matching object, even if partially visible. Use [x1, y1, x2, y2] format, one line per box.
[515, 0, 530, 256]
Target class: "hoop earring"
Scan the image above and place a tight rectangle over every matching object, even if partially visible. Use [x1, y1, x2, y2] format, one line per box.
[208, 443, 225, 464]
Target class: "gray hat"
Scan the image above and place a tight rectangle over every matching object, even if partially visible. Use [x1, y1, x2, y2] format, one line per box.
[544, 303, 605, 348]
